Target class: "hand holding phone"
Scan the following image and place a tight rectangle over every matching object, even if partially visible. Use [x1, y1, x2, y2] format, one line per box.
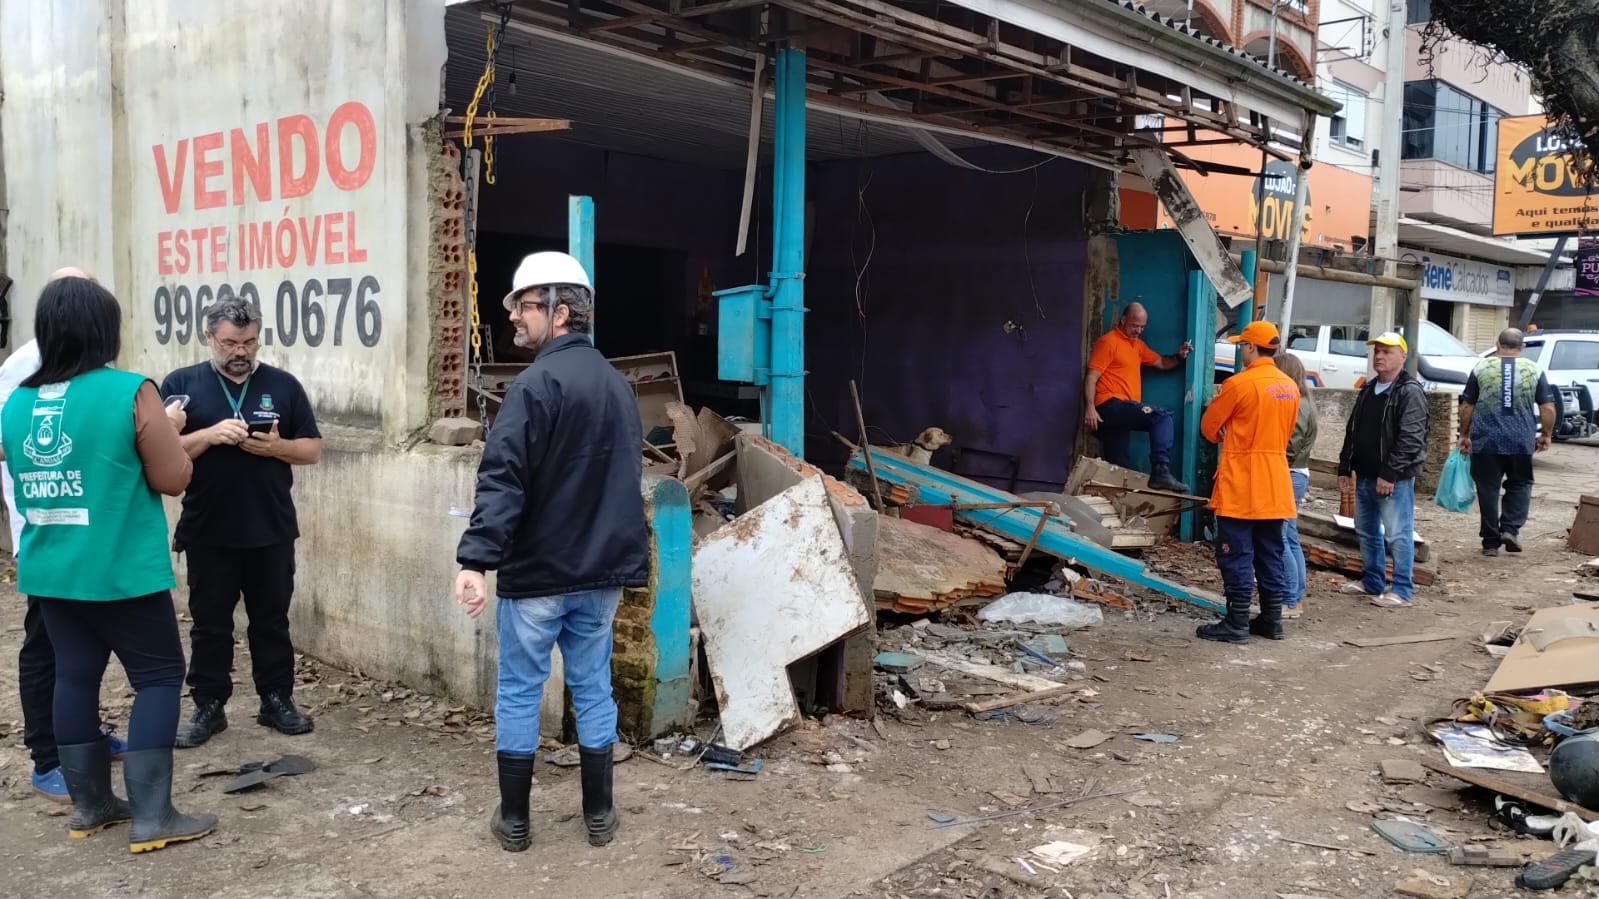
[247, 420, 274, 434]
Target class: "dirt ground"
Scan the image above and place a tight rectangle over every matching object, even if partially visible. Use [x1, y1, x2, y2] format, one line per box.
[2, 443, 1598, 899]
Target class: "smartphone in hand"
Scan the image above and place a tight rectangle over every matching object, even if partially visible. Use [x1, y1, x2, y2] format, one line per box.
[247, 420, 274, 435]
[166, 394, 191, 410]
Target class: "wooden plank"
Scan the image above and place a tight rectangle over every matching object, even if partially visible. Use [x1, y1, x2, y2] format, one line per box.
[1344, 632, 1459, 648]
[962, 683, 1080, 714]
[1302, 540, 1437, 587]
[920, 650, 1066, 693]
[1421, 759, 1599, 820]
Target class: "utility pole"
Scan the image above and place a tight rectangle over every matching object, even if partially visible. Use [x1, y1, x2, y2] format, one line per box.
[1370, 0, 1407, 344]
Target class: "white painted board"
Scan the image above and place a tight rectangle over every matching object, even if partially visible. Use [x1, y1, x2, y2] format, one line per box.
[691, 476, 870, 750]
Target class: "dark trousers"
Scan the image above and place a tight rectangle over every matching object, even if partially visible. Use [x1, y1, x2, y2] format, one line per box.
[1215, 516, 1289, 601]
[185, 543, 298, 703]
[1470, 452, 1534, 548]
[19, 598, 58, 774]
[36, 592, 185, 752]
[1095, 399, 1174, 468]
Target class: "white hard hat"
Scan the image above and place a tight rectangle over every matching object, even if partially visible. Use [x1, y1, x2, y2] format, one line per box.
[503, 252, 592, 311]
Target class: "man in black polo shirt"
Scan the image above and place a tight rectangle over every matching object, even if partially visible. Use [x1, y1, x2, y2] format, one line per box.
[160, 296, 323, 747]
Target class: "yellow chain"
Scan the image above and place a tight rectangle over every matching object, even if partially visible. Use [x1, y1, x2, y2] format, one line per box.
[468, 249, 483, 353]
[463, 26, 499, 183]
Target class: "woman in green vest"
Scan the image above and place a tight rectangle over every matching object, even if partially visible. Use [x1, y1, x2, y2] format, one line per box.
[0, 276, 216, 853]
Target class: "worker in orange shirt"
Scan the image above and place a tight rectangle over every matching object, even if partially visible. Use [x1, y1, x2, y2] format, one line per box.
[1197, 320, 1300, 644]
[1084, 303, 1192, 493]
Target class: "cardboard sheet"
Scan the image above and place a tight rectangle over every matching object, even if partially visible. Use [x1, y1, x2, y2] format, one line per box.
[1484, 604, 1599, 693]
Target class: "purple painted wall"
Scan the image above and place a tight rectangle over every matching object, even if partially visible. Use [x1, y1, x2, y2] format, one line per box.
[803, 148, 1093, 494]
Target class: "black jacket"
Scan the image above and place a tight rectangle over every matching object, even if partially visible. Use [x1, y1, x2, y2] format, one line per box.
[456, 334, 649, 598]
[1336, 369, 1430, 483]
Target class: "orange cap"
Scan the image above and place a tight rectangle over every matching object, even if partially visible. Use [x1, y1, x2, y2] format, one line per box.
[1227, 320, 1281, 349]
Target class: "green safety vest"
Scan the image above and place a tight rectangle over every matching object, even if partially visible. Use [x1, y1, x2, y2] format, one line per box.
[1, 368, 174, 600]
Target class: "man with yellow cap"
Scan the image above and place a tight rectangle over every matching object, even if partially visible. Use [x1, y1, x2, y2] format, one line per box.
[1336, 332, 1429, 608]
[1197, 320, 1300, 643]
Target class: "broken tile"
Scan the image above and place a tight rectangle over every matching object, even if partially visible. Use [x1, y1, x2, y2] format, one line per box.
[1381, 759, 1427, 785]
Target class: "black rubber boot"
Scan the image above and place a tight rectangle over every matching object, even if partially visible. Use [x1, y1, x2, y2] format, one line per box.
[1197, 595, 1252, 644]
[489, 752, 534, 852]
[579, 744, 619, 847]
[123, 748, 217, 853]
[1149, 464, 1190, 495]
[257, 691, 314, 736]
[174, 698, 227, 749]
[1250, 596, 1285, 640]
[57, 739, 131, 838]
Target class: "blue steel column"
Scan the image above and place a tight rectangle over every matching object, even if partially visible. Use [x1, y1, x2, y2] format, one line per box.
[767, 48, 807, 456]
[1181, 270, 1215, 542]
[1233, 250, 1257, 373]
[569, 195, 596, 343]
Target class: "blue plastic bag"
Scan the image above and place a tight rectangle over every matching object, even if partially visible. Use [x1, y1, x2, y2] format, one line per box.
[1435, 448, 1475, 513]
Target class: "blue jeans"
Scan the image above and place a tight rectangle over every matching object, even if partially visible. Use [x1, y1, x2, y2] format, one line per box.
[1095, 399, 1174, 468]
[1282, 471, 1310, 606]
[494, 589, 622, 754]
[1354, 477, 1416, 600]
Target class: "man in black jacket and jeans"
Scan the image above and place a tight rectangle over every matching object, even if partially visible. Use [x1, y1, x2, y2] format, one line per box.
[453, 252, 649, 854]
[1335, 332, 1430, 608]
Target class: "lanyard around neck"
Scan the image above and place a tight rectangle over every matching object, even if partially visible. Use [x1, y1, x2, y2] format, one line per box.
[215, 370, 252, 420]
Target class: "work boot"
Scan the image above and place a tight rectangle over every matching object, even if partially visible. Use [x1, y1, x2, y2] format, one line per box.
[1197, 595, 1251, 644]
[579, 744, 619, 847]
[1249, 596, 1285, 641]
[57, 739, 131, 839]
[256, 691, 314, 736]
[489, 752, 534, 852]
[122, 748, 217, 853]
[1501, 532, 1523, 553]
[174, 698, 227, 749]
[1148, 464, 1189, 495]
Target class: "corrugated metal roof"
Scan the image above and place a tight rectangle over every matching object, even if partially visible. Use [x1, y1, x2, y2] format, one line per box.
[444, 6, 989, 170]
[1108, 0, 1314, 89]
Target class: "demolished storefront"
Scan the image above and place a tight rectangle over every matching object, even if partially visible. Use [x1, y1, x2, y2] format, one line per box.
[0, 0, 1336, 748]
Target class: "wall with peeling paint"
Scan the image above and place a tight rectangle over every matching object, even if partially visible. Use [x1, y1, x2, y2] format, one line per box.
[802, 147, 1094, 495]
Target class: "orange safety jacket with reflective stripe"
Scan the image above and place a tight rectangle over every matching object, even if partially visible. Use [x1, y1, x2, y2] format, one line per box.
[1201, 358, 1299, 520]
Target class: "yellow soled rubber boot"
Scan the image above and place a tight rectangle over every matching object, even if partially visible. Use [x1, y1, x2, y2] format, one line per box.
[122, 748, 217, 853]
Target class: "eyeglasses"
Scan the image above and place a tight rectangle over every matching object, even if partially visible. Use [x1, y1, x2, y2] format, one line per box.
[515, 300, 548, 314]
[217, 339, 259, 352]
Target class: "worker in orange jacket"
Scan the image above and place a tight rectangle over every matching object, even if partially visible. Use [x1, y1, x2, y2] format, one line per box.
[1197, 320, 1300, 643]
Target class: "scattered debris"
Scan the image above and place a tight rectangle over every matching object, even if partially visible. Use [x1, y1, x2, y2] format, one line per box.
[1346, 799, 1383, 814]
[1448, 845, 1522, 867]
[963, 684, 1079, 715]
[1132, 733, 1179, 744]
[872, 652, 925, 674]
[926, 812, 957, 824]
[1393, 868, 1472, 899]
[1023, 763, 1064, 795]
[1428, 724, 1544, 773]
[1066, 729, 1112, 749]
[1278, 836, 1377, 855]
[1422, 759, 1599, 820]
[1030, 840, 1097, 866]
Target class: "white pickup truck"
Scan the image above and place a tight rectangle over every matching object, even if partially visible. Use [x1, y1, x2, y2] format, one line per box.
[1215, 320, 1478, 395]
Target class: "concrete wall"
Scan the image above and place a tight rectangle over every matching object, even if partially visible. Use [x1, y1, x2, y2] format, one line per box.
[0, 0, 447, 438]
[1310, 387, 1457, 494]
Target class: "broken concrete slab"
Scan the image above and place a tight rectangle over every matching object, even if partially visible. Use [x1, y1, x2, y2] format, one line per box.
[873, 515, 1007, 614]
[691, 476, 871, 750]
[1381, 759, 1429, 784]
[1393, 868, 1471, 899]
[427, 417, 482, 446]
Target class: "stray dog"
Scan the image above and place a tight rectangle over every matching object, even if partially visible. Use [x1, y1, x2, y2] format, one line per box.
[876, 427, 952, 466]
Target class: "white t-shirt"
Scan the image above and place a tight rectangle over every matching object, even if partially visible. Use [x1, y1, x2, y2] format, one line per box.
[0, 340, 43, 553]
